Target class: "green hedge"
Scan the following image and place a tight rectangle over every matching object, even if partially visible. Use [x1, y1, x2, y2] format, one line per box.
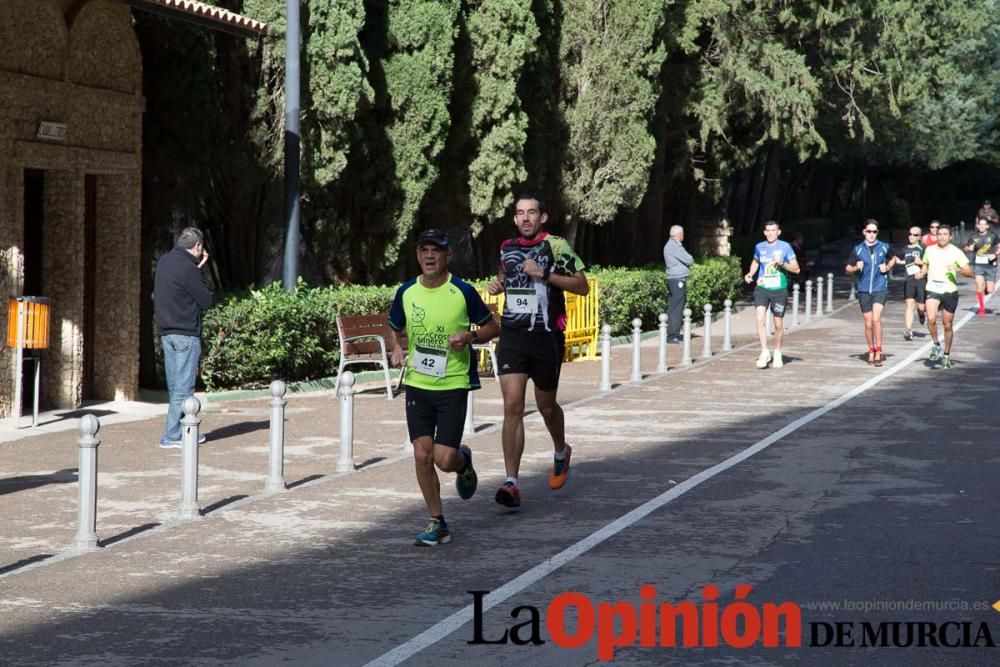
[591, 256, 743, 336]
[198, 259, 743, 390]
[200, 281, 395, 391]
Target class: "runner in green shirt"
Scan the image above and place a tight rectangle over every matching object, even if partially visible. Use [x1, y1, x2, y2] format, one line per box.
[917, 225, 973, 369]
[388, 229, 500, 545]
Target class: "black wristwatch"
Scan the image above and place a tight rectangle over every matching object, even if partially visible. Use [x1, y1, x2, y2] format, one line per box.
[542, 266, 552, 282]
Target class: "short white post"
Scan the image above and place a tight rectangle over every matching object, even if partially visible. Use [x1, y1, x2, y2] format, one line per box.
[463, 389, 475, 436]
[337, 371, 356, 472]
[804, 280, 813, 322]
[701, 304, 713, 359]
[960, 220, 966, 236]
[826, 272, 834, 313]
[657, 313, 668, 373]
[179, 397, 202, 520]
[766, 310, 774, 336]
[681, 308, 692, 366]
[791, 283, 800, 328]
[265, 380, 287, 492]
[599, 324, 612, 391]
[722, 300, 733, 351]
[74, 414, 101, 551]
[849, 279, 857, 302]
[630, 317, 642, 383]
[816, 276, 824, 316]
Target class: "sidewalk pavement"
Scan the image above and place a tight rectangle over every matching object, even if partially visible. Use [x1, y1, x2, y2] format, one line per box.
[0, 277, 857, 573]
[0, 276, 991, 662]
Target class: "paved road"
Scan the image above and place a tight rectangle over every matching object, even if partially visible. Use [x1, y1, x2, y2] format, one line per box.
[1, 286, 998, 666]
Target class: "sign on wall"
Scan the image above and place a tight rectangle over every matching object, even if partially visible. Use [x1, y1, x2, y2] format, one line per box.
[36, 122, 67, 142]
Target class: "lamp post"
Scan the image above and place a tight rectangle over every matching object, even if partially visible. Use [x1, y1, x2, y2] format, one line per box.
[282, 0, 301, 291]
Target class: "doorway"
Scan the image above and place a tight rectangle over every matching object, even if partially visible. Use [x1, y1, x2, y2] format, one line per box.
[82, 174, 97, 400]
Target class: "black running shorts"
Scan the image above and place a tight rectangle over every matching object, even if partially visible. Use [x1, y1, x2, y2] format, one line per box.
[753, 287, 788, 317]
[496, 326, 565, 392]
[903, 278, 925, 303]
[404, 386, 467, 448]
[926, 291, 959, 314]
[857, 291, 888, 313]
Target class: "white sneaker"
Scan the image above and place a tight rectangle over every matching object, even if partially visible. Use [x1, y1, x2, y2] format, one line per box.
[772, 350, 783, 368]
[755, 350, 771, 369]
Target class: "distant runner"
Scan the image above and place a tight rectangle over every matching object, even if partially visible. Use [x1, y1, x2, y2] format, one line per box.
[845, 219, 896, 366]
[894, 226, 926, 341]
[743, 220, 800, 369]
[962, 215, 998, 316]
[917, 224, 973, 370]
[921, 220, 941, 248]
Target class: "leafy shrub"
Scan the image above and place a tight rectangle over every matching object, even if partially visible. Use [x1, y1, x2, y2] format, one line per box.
[200, 281, 394, 390]
[198, 260, 743, 389]
[592, 256, 743, 336]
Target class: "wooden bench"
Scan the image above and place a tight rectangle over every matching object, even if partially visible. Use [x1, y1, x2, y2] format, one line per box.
[334, 314, 406, 400]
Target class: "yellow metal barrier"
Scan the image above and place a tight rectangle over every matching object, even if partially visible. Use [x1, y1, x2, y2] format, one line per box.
[477, 277, 600, 363]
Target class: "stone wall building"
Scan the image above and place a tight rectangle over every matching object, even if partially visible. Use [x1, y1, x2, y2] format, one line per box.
[0, 0, 143, 417]
[0, 0, 266, 418]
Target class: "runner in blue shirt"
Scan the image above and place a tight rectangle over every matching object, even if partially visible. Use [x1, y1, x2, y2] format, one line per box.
[743, 220, 800, 369]
[845, 219, 897, 366]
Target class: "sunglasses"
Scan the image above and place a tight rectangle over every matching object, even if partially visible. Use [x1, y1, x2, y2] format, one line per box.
[864, 229, 878, 233]
[930, 226, 940, 229]
[908, 232, 920, 236]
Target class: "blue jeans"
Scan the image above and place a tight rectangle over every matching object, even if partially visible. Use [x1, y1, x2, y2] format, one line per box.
[161, 335, 201, 442]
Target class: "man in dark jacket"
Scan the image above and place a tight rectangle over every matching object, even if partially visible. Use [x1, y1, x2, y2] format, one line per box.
[154, 227, 213, 448]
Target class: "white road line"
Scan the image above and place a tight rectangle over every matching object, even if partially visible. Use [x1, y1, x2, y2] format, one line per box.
[363, 302, 984, 667]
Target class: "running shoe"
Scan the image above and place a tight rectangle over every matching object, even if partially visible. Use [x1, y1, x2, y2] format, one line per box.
[771, 351, 783, 368]
[977, 309, 986, 317]
[495, 481, 521, 508]
[455, 445, 478, 500]
[867, 350, 875, 366]
[159, 434, 206, 448]
[902, 329, 913, 341]
[755, 350, 771, 369]
[549, 444, 573, 490]
[873, 350, 884, 367]
[929, 343, 942, 362]
[918, 310, 926, 325]
[414, 518, 450, 546]
[941, 354, 952, 370]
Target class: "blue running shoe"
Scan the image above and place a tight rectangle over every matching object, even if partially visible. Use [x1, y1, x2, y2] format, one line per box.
[455, 445, 477, 500]
[415, 518, 450, 546]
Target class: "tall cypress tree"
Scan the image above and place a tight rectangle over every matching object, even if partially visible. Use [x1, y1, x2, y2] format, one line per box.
[560, 0, 669, 224]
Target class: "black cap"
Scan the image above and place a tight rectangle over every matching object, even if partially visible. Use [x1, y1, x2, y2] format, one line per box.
[984, 200, 992, 206]
[416, 229, 450, 248]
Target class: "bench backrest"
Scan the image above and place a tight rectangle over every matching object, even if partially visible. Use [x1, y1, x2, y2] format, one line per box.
[336, 314, 398, 358]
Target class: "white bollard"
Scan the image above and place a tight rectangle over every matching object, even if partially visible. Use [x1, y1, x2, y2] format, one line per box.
[826, 272, 834, 313]
[629, 317, 643, 383]
[702, 304, 713, 359]
[722, 299, 733, 351]
[338, 371, 356, 472]
[74, 414, 101, 551]
[265, 380, 287, 492]
[682, 308, 692, 366]
[816, 276, 824, 316]
[179, 396, 202, 520]
[657, 313, 668, 373]
[804, 280, 813, 322]
[766, 310, 774, 336]
[849, 279, 857, 302]
[599, 324, 612, 391]
[792, 283, 800, 328]
[960, 220, 966, 236]
[463, 389, 475, 436]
